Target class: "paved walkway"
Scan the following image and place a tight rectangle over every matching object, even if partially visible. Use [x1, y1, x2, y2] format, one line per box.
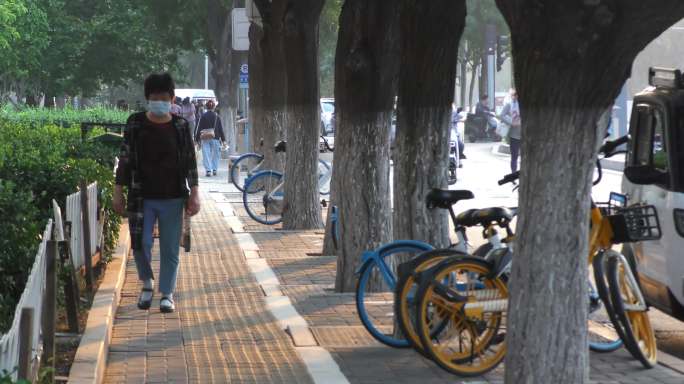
[103, 175, 314, 382]
[102, 159, 684, 384]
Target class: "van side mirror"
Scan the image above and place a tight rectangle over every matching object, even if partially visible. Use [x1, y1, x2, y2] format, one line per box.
[624, 165, 669, 185]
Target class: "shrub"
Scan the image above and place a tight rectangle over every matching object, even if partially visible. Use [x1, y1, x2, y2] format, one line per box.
[0, 109, 124, 333]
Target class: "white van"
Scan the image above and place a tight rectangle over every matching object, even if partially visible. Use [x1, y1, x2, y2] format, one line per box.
[175, 88, 218, 104]
[621, 67, 684, 322]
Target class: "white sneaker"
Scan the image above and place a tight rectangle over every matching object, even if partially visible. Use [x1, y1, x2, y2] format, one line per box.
[160, 296, 175, 313]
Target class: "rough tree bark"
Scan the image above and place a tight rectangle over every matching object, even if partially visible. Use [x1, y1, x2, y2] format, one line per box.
[207, 0, 236, 152]
[254, 0, 288, 171]
[322, 0, 400, 291]
[280, 0, 326, 230]
[248, 22, 265, 152]
[492, 1, 684, 383]
[393, 0, 466, 247]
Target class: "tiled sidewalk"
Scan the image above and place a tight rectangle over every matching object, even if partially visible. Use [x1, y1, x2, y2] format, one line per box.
[102, 191, 314, 384]
[227, 195, 684, 384]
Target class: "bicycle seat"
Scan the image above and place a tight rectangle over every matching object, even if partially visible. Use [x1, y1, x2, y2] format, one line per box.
[426, 189, 474, 209]
[274, 141, 287, 153]
[474, 207, 514, 224]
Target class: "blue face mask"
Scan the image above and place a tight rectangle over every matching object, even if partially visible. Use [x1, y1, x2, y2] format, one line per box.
[147, 100, 171, 116]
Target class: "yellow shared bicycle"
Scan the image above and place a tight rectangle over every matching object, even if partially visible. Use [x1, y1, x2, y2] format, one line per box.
[411, 135, 659, 376]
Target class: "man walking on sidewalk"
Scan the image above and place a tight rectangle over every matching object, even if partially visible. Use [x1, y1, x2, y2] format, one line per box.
[500, 89, 522, 173]
[112, 73, 201, 313]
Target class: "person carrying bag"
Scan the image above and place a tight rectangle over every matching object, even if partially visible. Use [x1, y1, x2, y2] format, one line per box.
[195, 100, 225, 177]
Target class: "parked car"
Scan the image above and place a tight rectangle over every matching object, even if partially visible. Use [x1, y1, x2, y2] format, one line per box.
[321, 98, 335, 135]
[175, 88, 218, 105]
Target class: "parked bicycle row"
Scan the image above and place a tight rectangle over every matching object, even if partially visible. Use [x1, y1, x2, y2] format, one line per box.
[354, 135, 660, 376]
[230, 136, 335, 226]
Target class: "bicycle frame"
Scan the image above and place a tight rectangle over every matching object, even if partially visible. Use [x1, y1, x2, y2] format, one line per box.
[588, 203, 647, 311]
[356, 240, 435, 286]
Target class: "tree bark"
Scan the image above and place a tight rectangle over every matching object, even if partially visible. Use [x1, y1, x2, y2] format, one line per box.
[248, 22, 265, 152]
[492, 1, 684, 382]
[207, 0, 235, 152]
[322, 0, 400, 292]
[393, 0, 466, 247]
[254, 0, 288, 172]
[280, 0, 326, 230]
[468, 61, 477, 108]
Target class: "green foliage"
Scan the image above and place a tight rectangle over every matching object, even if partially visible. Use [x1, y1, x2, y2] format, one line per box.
[461, 0, 509, 71]
[0, 368, 30, 384]
[0, 181, 40, 333]
[0, 110, 122, 333]
[319, 0, 343, 98]
[0, 106, 128, 127]
[0, 0, 181, 98]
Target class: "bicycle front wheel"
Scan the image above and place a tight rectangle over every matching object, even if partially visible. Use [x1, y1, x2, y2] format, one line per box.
[355, 241, 434, 348]
[606, 250, 657, 368]
[415, 257, 507, 376]
[243, 170, 284, 225]
[395, 249, 467, 354]
[231, 153, 264, 192]
[589, 251, 624, 353]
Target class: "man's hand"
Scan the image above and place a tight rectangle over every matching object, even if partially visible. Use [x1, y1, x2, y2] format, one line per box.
[186, 191, 200, 216]
[113, 187, 125, 216]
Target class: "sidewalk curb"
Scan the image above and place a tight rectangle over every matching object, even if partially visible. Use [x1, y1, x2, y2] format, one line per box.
[68, 222, 130, 384]
[659, 350, 684, 375]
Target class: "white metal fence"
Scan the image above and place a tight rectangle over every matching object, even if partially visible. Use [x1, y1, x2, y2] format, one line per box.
[66, 182, 98, 269]
[0, 221, 53, 378]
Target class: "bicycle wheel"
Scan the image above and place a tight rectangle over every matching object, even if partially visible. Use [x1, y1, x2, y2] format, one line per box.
[318, 159, 332, 195]
[606, 250, 657, 368]
[589, 251, 624, 353]
[356, 241, 434, 348]
[242, 170, 284, 225]
[231, 153, 264, 192]
[415, 257, 507, 376]
[395, 249, 467, 354]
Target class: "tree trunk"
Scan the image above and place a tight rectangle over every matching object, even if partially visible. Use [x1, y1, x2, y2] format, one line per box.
[207, 0, 235, 153]
[281, 0, 326, 230]
[248, 22, 265, 153]
[322, 0, 400, 292]
[393, 0, 466, 247]
[468, 61, 477, 109]
[492, 1, 684, 382]
[254, 0, 288, 172]
[459, 58, 467, 107]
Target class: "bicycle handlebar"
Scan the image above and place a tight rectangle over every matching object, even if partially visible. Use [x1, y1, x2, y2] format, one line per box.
[320, 135, 334, 152]
[498, 171, 520, 185]
[599, 135, 629, 158]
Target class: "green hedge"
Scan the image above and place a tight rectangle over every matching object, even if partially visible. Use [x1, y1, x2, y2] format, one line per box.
[0, 109, 124, 333]
[0, 105, 129, 128]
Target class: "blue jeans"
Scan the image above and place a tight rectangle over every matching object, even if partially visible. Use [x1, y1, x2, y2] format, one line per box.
[133, 198, 184, 295]
[202, 139, 220, 172]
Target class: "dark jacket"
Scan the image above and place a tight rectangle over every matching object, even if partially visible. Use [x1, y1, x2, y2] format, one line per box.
[195, 110, 225, 142]
[115, 112, 198, 250]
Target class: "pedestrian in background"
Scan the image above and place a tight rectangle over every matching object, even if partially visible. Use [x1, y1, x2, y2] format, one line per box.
[171, 96, 182, 116]
[112, 72, 200, 313]
[500, 89, 521, 173]
[181, 97, 196, 129]
[195, 100, 225, 177]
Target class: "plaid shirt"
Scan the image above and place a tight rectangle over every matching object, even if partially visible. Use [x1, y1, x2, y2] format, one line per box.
[115, 112, 198, 250]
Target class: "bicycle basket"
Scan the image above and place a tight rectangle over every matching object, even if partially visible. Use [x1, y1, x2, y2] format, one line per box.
[608, 204, 662, 243]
